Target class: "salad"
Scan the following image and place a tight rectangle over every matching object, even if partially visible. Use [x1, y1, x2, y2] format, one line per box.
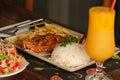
[0, 39, 24, 74]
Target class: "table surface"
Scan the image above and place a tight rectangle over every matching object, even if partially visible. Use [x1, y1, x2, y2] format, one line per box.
[0, 0, 120, 80]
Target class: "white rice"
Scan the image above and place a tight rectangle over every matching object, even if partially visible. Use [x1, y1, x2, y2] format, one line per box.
[51, 43, 91, 67]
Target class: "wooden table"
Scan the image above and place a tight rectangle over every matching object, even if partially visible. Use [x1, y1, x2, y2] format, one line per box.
[0, 0, 120, 80]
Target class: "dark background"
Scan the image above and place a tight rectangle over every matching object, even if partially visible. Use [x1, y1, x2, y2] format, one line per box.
[13, 0, 102, 34]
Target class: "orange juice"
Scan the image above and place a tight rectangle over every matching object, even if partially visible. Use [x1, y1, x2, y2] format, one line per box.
[86, 7, 115, 62]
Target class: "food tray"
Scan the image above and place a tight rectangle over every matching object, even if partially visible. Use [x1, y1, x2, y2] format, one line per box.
[5, 23, 96, 72]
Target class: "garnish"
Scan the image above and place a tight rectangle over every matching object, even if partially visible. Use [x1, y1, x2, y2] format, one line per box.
[33, 67, 58, 71]
[60, 36, 78, 47]
[34, 67, 45, 71]
[112, 54, 120, 60]
[0, 54, 8, 60]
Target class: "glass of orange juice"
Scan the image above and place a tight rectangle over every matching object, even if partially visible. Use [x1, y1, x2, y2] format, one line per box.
[85, 6, 115, 80]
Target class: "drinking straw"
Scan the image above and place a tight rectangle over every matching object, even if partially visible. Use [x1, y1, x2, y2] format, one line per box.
[110, 0, 117, 10]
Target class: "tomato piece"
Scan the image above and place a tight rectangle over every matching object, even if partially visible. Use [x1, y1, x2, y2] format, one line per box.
[6, 45, 17, 54]
[6, 57, 11, 63]
[50, 75, 63, 80]
[0, 66, 4, 73]
[86, 68, 96, 74]
[11, 62, 21, 69]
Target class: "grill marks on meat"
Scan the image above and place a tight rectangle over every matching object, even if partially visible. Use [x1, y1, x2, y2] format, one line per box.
[22, 34, 64, 53]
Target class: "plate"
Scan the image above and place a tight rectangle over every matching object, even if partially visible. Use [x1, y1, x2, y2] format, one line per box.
[0, 59, 29, 78]
[24, 49, 95, 72]
[4, 23, 94, 72]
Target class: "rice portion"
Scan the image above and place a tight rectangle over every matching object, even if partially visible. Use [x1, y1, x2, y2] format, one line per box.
[51, 43, 91, 67]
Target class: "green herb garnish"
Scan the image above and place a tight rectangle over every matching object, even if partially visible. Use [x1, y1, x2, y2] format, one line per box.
[34, 67, 45, 71]
[60, 36, 78, 47]
[34, 67, 58, 71]
[112, 54, 120, 60]
[0, 54, 8, 60]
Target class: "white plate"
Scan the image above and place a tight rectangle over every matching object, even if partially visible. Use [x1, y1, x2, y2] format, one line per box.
[5, 37, 95, 72]
[4, 23, 94, 72]
[24, 49, 95, 72]
[0, 59, 29, 78]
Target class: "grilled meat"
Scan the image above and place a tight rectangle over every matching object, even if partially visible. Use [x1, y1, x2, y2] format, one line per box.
[22, 34, 64, 53]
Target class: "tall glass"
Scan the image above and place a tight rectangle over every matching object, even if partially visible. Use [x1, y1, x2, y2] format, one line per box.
[85, 6, 115, 80]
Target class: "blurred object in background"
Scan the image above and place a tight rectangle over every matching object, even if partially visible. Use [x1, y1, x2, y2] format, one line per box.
[9, 0, 102, 34]
[102, 0, 112, 7]
[24, 0, 34, 11]
[5, 0, 12, 3]
[5, 0, 34, 11]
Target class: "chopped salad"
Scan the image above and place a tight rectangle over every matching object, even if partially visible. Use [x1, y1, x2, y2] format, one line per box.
[0, 39, 23, 74]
